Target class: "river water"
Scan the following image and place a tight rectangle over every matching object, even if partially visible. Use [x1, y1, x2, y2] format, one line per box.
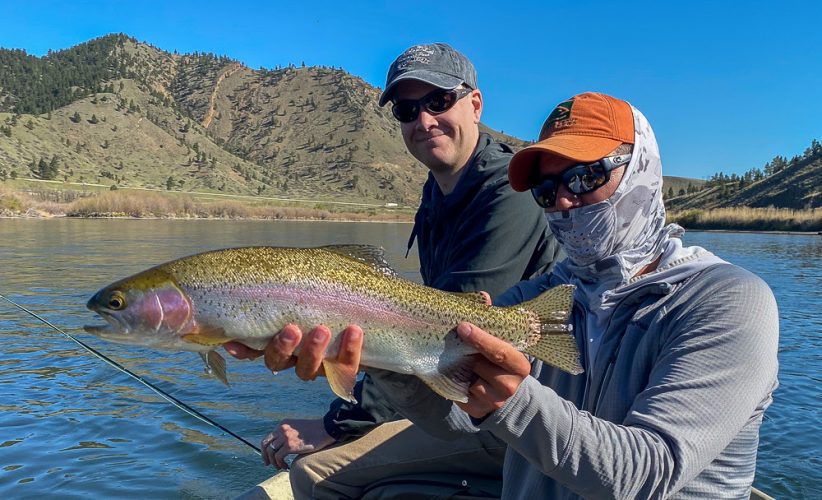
[0, 219, 818, 498]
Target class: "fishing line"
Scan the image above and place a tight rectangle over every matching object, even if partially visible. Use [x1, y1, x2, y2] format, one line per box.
[0, 292, 261, 456]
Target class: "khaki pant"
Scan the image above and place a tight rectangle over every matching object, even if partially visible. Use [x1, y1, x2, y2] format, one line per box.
[289, 419, 505, 500]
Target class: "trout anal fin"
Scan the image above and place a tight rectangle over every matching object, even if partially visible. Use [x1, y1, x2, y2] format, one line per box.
[414, 356, 475, 403]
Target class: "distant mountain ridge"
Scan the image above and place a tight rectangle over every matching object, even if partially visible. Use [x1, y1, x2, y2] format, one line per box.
[0, 34, 816, 209]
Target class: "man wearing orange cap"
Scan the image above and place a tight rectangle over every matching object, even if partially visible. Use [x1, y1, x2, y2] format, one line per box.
[282, 92, 780, 498]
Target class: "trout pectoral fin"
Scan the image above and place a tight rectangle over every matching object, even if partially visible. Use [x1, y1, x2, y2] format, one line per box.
[199, 351, 229, 386]
[322, 359, 358, 404]
[183, 325, 232, 347]
[415, 358, 475, 403]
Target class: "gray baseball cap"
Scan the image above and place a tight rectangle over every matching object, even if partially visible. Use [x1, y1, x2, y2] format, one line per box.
[378, 43, 477, 106]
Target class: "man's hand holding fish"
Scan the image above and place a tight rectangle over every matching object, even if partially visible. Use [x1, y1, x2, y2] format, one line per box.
[450, 322, 531, 419]
[225, 324, 364, 381]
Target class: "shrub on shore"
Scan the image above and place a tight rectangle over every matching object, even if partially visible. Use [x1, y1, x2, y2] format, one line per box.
[0, 189, 30, 213]
[67, 191, 188, 218]
[1, 188, 62, 216]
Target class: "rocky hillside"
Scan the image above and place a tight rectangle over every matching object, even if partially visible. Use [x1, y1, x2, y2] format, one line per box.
[0, 34, 535, 206]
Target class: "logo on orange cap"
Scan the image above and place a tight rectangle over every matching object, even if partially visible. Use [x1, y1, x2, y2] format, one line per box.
[541, 99, 575, 134]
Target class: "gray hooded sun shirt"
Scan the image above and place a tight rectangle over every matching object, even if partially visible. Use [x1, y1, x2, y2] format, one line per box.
[370, 105, 779, 499]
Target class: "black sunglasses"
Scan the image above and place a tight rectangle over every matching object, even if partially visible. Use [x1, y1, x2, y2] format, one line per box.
[530, 154, 632, 208]
[391, 87, 473, 123]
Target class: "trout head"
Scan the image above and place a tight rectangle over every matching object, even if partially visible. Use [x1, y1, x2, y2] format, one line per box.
[84, 269, 195, 350]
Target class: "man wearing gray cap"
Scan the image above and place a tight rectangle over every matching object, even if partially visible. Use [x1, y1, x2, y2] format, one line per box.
[229, 43, 562, 498]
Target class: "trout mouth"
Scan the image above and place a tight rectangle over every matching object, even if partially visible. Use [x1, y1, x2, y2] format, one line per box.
[84, 309, 130, 337]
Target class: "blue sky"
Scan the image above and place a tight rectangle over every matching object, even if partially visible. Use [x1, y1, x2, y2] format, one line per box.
[1, 0, 819, 179]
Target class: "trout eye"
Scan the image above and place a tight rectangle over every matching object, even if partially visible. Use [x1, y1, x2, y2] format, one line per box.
[107, 292, 126, 310]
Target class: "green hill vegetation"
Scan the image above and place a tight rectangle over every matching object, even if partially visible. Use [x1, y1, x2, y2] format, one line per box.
[0, 35, 124, 114]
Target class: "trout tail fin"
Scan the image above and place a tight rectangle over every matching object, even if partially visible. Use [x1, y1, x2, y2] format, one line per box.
[518, 284, 583, 375]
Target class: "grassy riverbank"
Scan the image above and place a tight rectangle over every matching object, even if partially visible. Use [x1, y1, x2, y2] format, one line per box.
[668, 207, 821, 232]
[3, 187, 820, 232]
[0, 186, 414, 222]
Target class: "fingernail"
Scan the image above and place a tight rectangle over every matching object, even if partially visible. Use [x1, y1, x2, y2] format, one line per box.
[312, 329, 330, 343]
[280, 329, 298, 344]
[456, 322, 473, 338]
[348, 328, 362, 341]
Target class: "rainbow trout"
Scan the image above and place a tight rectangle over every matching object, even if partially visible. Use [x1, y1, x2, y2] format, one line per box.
[85, 245, 582, 403]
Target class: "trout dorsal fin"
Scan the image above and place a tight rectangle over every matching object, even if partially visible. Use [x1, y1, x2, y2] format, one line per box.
[319, 245, 397, 276]
[447, 291, 491, 305]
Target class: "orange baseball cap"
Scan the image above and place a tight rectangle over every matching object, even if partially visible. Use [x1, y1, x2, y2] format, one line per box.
[508, 92, 635, 192]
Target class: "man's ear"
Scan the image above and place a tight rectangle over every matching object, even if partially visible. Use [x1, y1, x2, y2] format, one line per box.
[471, 89, 483, 123]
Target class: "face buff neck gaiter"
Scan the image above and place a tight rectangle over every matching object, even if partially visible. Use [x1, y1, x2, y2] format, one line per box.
[547, 105, 675, 286]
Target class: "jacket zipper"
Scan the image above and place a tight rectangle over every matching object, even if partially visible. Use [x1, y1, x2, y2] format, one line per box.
[587, 283, 667, 414]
